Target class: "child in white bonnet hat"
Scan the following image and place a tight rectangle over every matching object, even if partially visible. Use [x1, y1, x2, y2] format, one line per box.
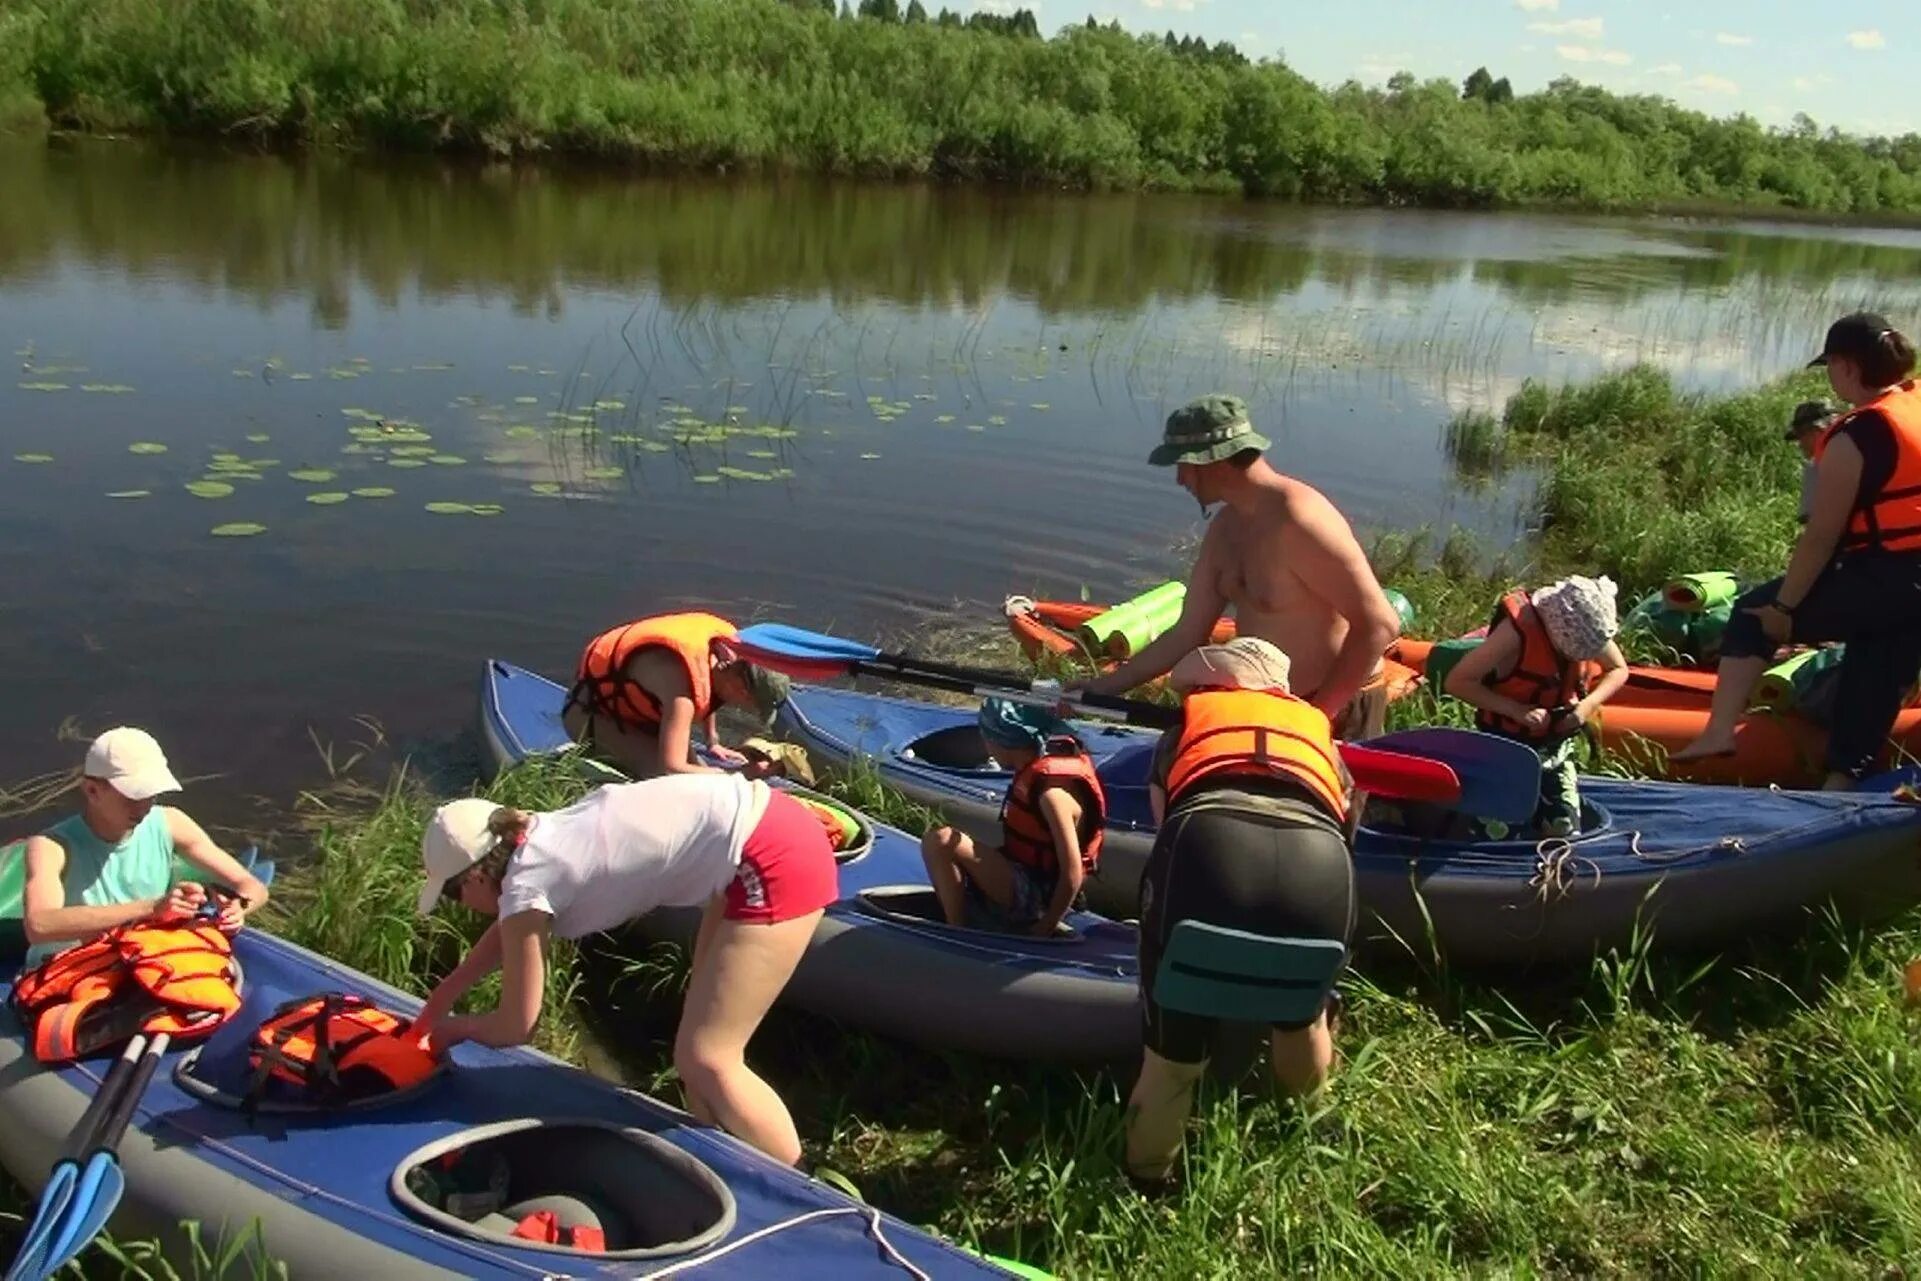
[1442, 574, 1631, 837]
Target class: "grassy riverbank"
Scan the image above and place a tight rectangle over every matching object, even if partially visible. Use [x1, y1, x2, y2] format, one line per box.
[2, 0, 1919, 214]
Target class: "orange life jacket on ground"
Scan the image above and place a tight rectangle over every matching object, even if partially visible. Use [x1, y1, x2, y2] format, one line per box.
[511, 1211, 607, 1252]
[245, 993, 440, 1107]
[1816, 381, 1921, 555]
[11, 920, 242, 1064]
[999, 739, 1107, 876]
[565, 612, 737, 730]
[1473, 591, 1586, 740]
[1164, 688, 1348, 822]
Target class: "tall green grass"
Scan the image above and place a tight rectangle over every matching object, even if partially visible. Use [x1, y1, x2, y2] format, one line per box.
[2, 0, 1920, 213]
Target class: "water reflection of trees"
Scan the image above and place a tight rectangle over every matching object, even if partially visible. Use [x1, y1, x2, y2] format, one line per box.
[3, 141, 1921, 326]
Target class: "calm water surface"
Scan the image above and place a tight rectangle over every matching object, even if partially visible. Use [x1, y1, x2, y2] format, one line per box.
[5, 139, 1921, 832]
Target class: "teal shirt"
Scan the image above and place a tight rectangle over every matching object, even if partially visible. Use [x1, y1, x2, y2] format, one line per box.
[23, 808, 176, 966]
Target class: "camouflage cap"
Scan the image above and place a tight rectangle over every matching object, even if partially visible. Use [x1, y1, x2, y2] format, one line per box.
[1147, 394, 1272, 467]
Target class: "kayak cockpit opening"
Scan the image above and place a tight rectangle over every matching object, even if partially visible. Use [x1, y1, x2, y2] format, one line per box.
[391, 1119, 737, 1260]
[898, 726, 1001, 772]
[1359, 798, 1614, 845]
[854, 886, 1081, 942]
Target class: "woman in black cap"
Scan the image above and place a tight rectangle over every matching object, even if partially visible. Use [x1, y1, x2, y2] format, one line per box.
[1675, 313, 1919, 786]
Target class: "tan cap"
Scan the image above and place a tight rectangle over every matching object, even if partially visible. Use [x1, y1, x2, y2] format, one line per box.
[1169, 637, 1294, 695]
[84, 727, 182, 801]
[416, 797, 498, 915]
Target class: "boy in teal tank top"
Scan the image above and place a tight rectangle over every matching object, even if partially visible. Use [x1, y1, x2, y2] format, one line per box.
[19, 727, 269, 964]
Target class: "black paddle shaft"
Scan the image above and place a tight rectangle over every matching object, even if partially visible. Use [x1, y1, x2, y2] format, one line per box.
[853, 656, 1179, 729]
[87, 1034, 168, 1158]
[62, 1039, 147, 1162]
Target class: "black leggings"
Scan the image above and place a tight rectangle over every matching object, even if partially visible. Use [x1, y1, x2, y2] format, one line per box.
[1138, 793, 1354, 1063]
[1721, 553, 1921, 776]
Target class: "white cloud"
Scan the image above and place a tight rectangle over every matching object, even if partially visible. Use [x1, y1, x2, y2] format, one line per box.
[1846, 29, 1885, 51]
[1557, 44, 1630, 66]
[1649, 63, 1683, 76]
[1685, 73, 1739, 94]
[1714, 32, 1752, 47]
[1529, 17, 1603, 39]
[1514, 0, 1558, 11]
[1792, 73, 1832, 92]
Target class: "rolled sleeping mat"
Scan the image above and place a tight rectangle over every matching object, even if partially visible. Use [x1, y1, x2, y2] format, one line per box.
[1662, 571, 1740, 615]
[1078, 580, 1186, 659]
[1423, 636, 1483, 698]
[1753, 645, 1847, 713]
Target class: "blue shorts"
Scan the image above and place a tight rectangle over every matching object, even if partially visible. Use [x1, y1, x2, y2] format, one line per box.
[962, 859, 1055, 932]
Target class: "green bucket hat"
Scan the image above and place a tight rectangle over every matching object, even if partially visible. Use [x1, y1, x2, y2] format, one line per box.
[1148, 394, 1272, 467]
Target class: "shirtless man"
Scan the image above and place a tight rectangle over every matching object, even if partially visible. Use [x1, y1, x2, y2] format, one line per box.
[1080, 394, 1402, 740]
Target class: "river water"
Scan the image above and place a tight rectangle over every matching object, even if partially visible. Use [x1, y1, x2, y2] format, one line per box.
[5, 138, 1921, 831]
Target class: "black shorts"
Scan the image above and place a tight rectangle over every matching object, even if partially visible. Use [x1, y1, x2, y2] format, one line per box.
[1138, 790, 1355, 1063]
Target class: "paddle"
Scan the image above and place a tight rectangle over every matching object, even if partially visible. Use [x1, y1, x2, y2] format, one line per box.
[2, 1037, 147, 1281]
[734, 623, 1541, 822]
[28, 1031, 172, 1280]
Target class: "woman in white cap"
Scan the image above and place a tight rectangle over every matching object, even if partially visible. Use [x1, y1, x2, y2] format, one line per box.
[1444, 575, 1629, 836]
[1127, 637, 1355, 1189]
[409, 772, 837, 1166]
[19, 727, 269, 964]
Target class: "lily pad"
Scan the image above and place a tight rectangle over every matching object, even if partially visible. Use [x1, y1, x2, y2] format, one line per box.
[1030, 403, 1051, 411]
[128, 442, 168, 455]
[81, 384, 136, 394]
[288, 373, 314, 381]
[935, 415, 956, 424]
[390, 445, 437, 458]
[530, 482, 563, 495]
[470, 503, 504, 517]
[582, 466, 625, 480]
[966, 424, 986, 432]
[481, 452, 521, 465]
[18, 383, 67, 392]
[210, 523, 267, 537]
[514, 396, 540, 405]
[211, 452, 243, 464]
[13, 453, 53, 463]
[504, 426, 541, 440]
[429, 455, 467, 466]
[746, 449, 779, 459]
[988, 415, 1008, 426]
[185, 480, 235, 498]
[389, 458, 429, 469]
[425, 501, 473, 514]
[716, 466, 771, 481]
[246, 433, 271, 443]
[287, 469, 336, 483]
[691, 475, 721, 484]
[858, 452, 882, 460]
[352, 487, 396, 498]
[106, 489, 150, 499]
[306, 492, 351, 505]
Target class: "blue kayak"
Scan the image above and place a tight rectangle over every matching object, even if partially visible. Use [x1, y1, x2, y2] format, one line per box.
[0, 927, 1018, 1279]
[777, 684, 1921, 968]
[478, 661, 1141, 1064]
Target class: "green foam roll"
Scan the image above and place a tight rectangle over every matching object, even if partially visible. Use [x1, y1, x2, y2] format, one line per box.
[1080, 580, 1186, 658]
[1662, 571, 1739, 615]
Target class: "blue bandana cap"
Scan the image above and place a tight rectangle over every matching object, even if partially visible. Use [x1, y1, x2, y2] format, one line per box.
[978, 697, 1073, 753]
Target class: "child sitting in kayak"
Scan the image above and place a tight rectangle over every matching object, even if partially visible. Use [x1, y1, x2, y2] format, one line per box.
[919, 698, 1106, 936]
[1444, 575, 1630, 837]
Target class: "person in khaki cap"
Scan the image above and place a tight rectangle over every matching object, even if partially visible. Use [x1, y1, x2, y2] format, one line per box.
[1079, 394, 1403, 742]
[19, 728, 269, 964]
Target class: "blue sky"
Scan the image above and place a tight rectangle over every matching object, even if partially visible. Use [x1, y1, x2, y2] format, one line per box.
[949, 1, 1916, 138]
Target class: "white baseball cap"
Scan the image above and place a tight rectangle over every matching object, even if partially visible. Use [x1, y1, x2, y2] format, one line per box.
[416, 797, 499, 916]
[1169, 637, 1294, 695]
[84, 727, 182, 802]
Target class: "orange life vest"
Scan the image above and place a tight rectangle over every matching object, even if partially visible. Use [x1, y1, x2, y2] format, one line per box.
[1474, 591, 1586, 740]
[1816, 381, 1921, 554]
[511, 1211, 607, 1252]
[1000, 740, 1107, 876]
[11, 921, 242, 1064]
[566, 612, 738, 730]
[246, 993, 440, 1107]
[1164, 688, 1348, 822]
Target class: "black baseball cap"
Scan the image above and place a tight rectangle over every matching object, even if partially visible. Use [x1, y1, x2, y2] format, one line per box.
[1783, 398, 1837, 440]
[1808, 311, 1895, 367]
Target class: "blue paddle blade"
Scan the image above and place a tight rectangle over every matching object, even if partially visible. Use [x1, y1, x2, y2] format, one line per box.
[34, 1158, 123, 1281]
[734, 623, 882, 664]
[1370, 727, 1543, 824]
[4, 1165, 78, 1281]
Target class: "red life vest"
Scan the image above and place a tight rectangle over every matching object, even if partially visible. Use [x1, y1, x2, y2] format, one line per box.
[511, 1210, 607, 1252]
[565, 612, 737, 730]
[245, 993, 440, 1107]
[11, 921, 242, 1064]
[999, 739, 1106, 875]
[1473, 591, 1587, 740]
[1164, 688, 1348, 821]
[1815, 381, 1921, 554]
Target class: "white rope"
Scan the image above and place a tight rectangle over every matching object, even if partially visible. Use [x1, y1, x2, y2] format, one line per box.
[1002, 595, 1037, 618]
[632, 1205, 932, 1280]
